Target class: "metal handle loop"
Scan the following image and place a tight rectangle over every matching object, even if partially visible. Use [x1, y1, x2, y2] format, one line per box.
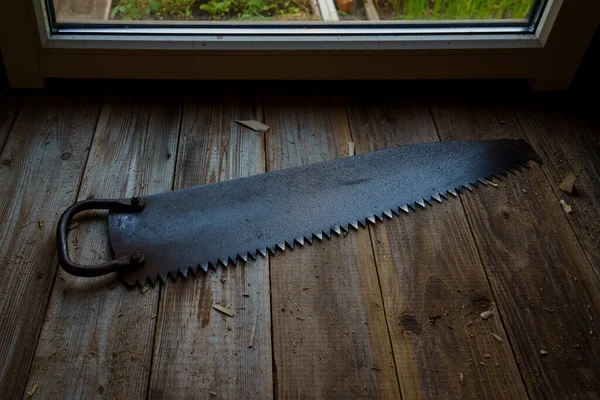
[57, 198, 145, 277]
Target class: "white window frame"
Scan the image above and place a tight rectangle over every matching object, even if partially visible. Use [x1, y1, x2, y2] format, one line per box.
[1, 0, 598, 89]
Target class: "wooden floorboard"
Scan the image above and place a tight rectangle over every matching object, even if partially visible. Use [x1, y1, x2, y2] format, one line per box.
[25, 93, 182, 399]
[0, 95, 20, 151]
[0, 94, 102, 399]
[149, 90, 273, 399]
[346, 94, 528, 399]
[265, 92, 400, 399]
[430, 96, 600, 399]
[2, 84, 600, 399]
[514, 98, 600, 278]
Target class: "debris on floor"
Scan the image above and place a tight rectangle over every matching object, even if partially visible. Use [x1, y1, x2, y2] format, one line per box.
[480, 310, 493, 320]
[26, 384, 38, 398]
[491, 333, 503, 343]
[235, 120, 270, 133]
[558, 173, 577, 194]
[38, 220, 45, 229]
[458, 372, 464, 386]
[348, 141, 355, 156]
[540, 349, 549, 355]
[559, 199, 573, 214]
[486, 180, 499, 187]
[213, 303, 235, 317]
[141, 286, 149, 294]
[68, 221, 79, 230]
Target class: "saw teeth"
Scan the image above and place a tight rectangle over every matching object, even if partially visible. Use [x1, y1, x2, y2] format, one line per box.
[136, 158, 538, 287]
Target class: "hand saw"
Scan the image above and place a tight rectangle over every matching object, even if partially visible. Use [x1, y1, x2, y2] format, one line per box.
[56, 139, 541, 286]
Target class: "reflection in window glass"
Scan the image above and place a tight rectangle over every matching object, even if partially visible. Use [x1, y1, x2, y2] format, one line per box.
[53, 0, 537, 23]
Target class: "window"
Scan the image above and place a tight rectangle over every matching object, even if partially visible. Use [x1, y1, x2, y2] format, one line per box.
[53, 0, 542, 25]
[1, 0, 598, 88]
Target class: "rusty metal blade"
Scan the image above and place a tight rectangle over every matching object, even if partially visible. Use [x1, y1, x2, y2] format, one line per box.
[108, 139, 541, 286]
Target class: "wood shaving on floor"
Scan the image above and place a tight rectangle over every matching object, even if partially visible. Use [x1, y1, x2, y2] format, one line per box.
[26, 384, 38, 398]
[558, 173, 577, 194]
[235, 120, 270, 133]
[480, 310, 493, 320]
[560, 199, 573, 214]
[213, 304, 235, 317]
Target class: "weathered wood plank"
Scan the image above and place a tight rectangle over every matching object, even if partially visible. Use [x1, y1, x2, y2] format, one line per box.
[0, 95, 20, 151]
[514, 99, 600, 277]
[149, 91, 273, 399]
[346, 94, 528, 399]
[265, 92, 400, 399]
[430, 96, 600, 399]
[25, 93, 181, 399]
[0, 95, 102, 399]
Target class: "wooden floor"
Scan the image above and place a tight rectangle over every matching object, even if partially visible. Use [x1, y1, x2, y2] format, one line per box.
[1, 81, 599, 399]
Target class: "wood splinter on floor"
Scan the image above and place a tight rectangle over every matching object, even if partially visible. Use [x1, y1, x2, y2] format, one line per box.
[213, 303, 235, 317]
[491, 333, 504, 343]
[480, 310, 493, 320]
[558, 173, 577, 194]
[485, 180, 499, 188]
[560, 199, 573, 214]
[348, 141, 355, 156]
[26, 383, 38, 398]
[235, 120, 270, 133]
[459, 372, 464, 386]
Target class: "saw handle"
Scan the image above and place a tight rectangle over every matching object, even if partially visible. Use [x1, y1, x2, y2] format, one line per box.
[57, 198, 145, 277]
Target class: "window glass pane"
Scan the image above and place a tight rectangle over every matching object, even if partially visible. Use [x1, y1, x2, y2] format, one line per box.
[52, 0, 540, 25]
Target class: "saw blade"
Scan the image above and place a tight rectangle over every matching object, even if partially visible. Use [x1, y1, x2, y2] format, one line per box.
[107, 139, 541, 286]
